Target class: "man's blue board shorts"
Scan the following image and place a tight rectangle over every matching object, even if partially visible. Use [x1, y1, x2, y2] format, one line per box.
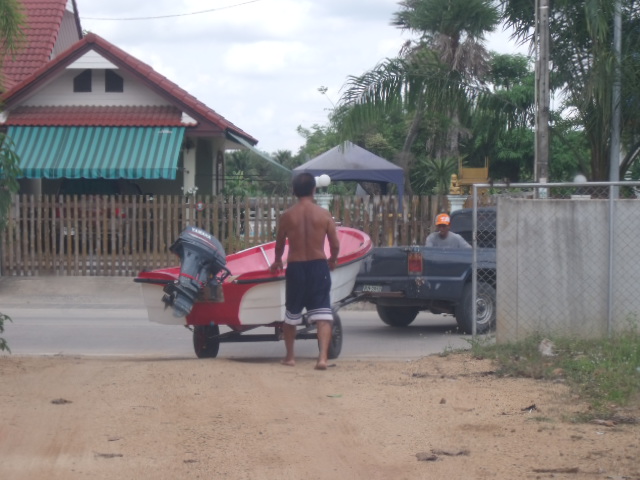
[284, 259, 333, 325]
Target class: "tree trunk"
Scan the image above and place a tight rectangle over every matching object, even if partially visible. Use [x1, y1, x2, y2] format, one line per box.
[397, 100, 425, 196]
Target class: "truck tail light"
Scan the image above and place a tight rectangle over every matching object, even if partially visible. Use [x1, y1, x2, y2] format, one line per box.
[408, 251, 423, 275]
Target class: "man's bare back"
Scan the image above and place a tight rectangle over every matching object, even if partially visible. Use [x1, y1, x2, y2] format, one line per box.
[276, 198, 338, 263]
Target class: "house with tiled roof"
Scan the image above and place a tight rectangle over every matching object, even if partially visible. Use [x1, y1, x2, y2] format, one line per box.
[0, 0, 258, 196]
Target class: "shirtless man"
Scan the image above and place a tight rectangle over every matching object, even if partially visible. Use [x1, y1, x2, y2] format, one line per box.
[269, 173, 340, 370]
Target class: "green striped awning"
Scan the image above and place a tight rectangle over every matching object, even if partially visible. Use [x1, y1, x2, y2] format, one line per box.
[7, 126, 185, 179]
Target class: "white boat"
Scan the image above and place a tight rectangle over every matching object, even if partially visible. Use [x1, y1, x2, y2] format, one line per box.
[135, 226, 372, 326]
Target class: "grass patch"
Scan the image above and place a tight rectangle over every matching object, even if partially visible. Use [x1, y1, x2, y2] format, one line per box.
[467, 327, 640, 419]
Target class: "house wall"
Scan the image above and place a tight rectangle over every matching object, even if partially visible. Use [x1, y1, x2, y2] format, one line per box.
[136, 177, 184, 196]
[67, 51, 117, 69]
[23, 68, 170, 107]
[191, 138, 227, 196]
[183, 145, 196, 194]
[17, 179, 42, 194]
[22, 165, 185, 197]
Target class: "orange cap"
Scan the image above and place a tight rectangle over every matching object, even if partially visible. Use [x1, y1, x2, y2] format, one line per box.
[435, 213, 450, 225]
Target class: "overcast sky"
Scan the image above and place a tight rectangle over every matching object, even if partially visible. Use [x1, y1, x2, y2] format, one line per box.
[78, 0, 529, 154]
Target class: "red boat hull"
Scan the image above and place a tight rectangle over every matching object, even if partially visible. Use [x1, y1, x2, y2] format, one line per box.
[136, 226, 372, 326]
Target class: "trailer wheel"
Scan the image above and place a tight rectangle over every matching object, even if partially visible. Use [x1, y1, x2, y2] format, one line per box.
[456, 282, 496, 335]
[376, 305, 419, 327]
[193, 324, 220, 358]
[324, 310, 343, 360]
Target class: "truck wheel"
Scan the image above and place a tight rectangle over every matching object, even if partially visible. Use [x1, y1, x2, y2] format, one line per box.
[193, 324, 220, 358]
[324, 309, 343, 360]
[456, 282, 496, 334]
[376, 305, 419, 327]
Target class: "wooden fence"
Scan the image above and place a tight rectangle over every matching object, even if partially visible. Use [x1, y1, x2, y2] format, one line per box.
[0, 194, 447, 277]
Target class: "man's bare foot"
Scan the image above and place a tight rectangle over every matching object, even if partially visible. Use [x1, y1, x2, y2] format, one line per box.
[314, 362, 327, 370]
[281, 359, 295, 367]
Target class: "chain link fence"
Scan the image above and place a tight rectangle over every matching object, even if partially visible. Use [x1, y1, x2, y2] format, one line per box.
[470, 181, 640, 342]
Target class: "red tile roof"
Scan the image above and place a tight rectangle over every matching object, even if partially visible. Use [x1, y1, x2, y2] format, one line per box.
[5, 105, 188, 126]
[2, 0, 79, 90]
[2, 32, 257, 144]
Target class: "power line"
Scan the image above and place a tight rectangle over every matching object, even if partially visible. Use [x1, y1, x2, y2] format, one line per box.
[81, 0, 266, 21]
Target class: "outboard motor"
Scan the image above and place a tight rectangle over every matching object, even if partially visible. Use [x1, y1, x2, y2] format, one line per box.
[162, 226, 229, 317]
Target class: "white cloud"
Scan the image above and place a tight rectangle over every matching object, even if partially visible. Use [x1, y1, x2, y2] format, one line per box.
[223, 41, 309, 75]
[79, 0, 528, 153]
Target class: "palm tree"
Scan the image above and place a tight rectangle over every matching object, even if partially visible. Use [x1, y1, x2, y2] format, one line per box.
[465, 53, 537, 182]
[0, 0, 25, 353]
[338, 0, 499, 194]
[0, 0, 25, 89]
[1, 0, 25, 227]
[411, 156, 459, 195]
[499, 0, 640, 180]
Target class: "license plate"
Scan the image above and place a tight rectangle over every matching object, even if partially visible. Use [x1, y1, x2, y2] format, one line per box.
[362, 285, 383, 293]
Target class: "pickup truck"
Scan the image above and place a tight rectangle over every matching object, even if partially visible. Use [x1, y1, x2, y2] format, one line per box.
[348, 207, 496, 334]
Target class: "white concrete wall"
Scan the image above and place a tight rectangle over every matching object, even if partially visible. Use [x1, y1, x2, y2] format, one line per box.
[496, 198, 640, 342]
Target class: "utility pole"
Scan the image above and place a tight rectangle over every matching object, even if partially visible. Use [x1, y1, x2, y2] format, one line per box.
[535, 0, 550, 195]
[610, 0, 622, 197]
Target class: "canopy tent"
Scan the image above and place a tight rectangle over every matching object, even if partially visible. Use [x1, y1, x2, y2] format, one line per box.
[293, 141, 404, 207]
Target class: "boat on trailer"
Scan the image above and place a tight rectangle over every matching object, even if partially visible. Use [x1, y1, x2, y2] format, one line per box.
[134, 226, 372, 358]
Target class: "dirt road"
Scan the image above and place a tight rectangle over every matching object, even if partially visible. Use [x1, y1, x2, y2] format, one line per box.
[0, 353, 638, 480]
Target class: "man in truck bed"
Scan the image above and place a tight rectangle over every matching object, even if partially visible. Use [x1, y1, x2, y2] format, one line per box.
[425, 213, 471, 248]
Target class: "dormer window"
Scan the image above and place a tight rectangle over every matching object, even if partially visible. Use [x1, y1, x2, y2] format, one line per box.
[73, 70, 92, 92]
[105, 70, 124, 92]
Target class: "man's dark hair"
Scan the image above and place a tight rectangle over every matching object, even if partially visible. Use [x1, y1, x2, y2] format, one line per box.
[292, 173, 315, 197]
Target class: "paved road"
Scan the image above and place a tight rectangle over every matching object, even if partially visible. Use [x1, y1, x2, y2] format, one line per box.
[0, 277, 471, 360]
